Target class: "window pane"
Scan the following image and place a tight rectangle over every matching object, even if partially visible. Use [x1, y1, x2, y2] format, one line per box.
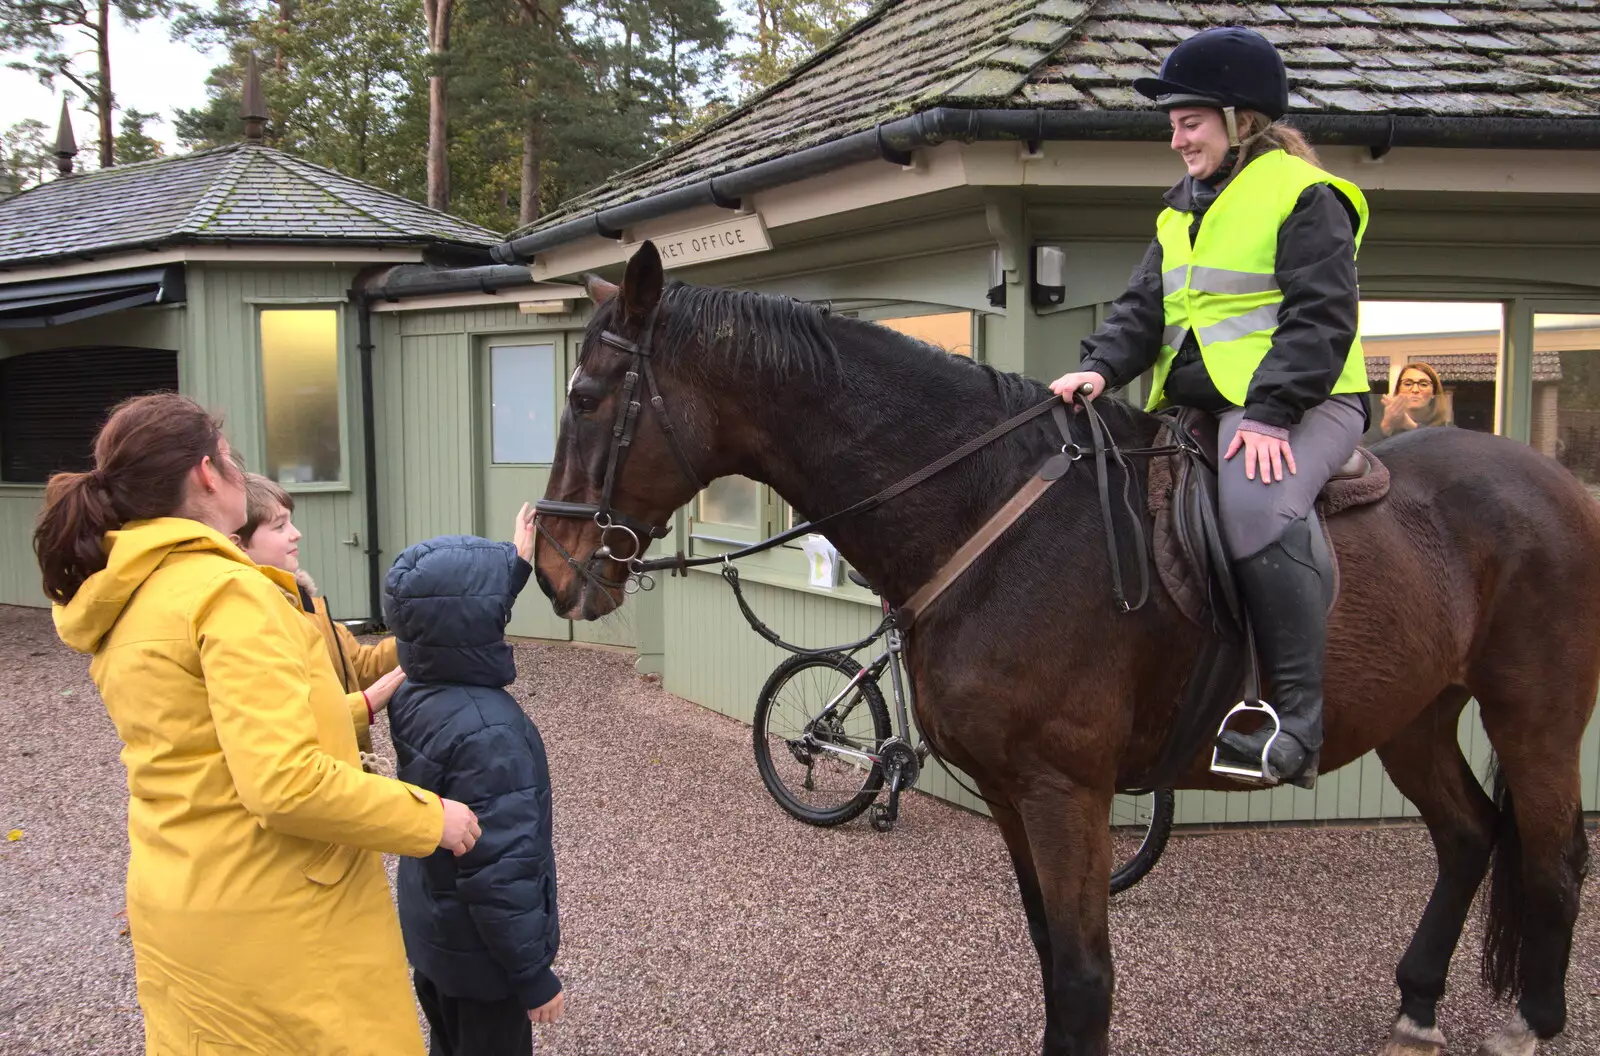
[1359, 301, 1504, 442]
[491, 344, 557, 464]
[876, 311, 973, 356]
[1533, 314, 1600, 498]
[260, 310, 342, 484]
[698, 476, 760, 528]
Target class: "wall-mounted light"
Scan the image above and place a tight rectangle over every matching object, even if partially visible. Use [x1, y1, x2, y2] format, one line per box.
[987, 247, 1006, 309]
[1031, 245, 1066, 307]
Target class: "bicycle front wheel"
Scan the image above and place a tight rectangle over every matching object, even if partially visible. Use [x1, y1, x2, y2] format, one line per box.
[1109, 789, 1175, 894]
[753, 652, 892, 827]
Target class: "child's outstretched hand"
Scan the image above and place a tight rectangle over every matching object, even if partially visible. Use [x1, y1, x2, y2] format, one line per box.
[529, 991, 565, 1024]
[513, 502, 536, 565]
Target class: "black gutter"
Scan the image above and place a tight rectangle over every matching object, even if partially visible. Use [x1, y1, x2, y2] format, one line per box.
[367, 263, 544, 300]
[492, 107, 1600, 264]
[352, 291, 385, 626]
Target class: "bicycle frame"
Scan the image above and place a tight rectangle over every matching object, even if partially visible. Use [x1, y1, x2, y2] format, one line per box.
[794, 596, 929, 829]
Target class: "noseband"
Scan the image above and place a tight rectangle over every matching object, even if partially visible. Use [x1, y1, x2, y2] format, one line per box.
[534, 303, 704, 596]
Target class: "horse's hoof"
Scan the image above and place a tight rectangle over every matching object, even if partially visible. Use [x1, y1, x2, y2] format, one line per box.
[1475, 1012, 1537, 1056]
[1376, 1014, 1446, 1056]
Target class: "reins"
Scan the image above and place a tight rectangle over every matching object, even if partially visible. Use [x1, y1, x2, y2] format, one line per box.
[536, 301, 1178, 626]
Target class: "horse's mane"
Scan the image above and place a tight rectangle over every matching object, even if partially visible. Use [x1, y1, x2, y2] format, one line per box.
[591, 280, 1148, 438]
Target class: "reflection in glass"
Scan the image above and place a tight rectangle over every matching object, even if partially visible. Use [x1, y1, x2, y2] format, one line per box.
[1532, 314, 1600, 498]
[1358, 301, 1504, 441]
[698, 475, 760, 529]
[491, 344, 557, 464]
[260, 309, 342, 484]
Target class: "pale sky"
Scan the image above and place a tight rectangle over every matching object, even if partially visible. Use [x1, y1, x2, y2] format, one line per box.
[1, 15, 224, 153]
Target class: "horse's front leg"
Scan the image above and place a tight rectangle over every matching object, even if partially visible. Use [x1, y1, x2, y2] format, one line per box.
[992, 802, 1061, 1046]
[1018, 777, 1116, 1056]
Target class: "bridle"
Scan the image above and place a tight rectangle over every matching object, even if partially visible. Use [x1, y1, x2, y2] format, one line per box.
[533, 302, 703, 597]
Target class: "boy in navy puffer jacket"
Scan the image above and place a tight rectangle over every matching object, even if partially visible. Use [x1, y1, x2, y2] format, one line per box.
[383, 530, 563, 1055]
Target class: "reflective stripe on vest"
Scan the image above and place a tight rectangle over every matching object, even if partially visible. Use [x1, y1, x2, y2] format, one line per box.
[1146, 150, 1372, 411]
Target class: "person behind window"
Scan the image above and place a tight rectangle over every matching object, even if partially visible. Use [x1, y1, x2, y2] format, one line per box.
[34, 393, 482, 1055]
[1380, 362, 1452, 436]
[1047, 26, 1370, 789]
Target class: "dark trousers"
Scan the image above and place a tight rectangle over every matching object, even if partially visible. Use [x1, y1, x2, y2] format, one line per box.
[415, 972, 532, 1056]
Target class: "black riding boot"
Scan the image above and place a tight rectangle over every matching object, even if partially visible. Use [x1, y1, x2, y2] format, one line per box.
[1214, 516, 1327, 788]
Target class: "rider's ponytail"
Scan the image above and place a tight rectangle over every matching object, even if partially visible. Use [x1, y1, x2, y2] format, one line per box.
[33, 393, 230, 604]
[1237, 109, 1321, 167]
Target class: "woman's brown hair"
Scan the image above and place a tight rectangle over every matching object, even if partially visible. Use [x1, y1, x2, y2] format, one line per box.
[33, 393, 233, 604]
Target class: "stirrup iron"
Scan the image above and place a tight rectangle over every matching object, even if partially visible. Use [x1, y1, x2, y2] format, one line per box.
[1209, 698, 1283, 783]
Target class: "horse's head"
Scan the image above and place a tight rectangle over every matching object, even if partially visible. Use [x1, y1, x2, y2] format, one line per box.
[533, 242, 715, 620]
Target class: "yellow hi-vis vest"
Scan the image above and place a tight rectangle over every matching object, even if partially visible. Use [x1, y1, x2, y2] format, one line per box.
[1147, 150, 1370, 411]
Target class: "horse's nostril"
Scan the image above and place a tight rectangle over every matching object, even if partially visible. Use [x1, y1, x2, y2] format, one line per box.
[534, 568, 555, 600]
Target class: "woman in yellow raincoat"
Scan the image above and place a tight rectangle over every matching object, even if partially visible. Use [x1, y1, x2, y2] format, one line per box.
[35, 393, 482, 1055]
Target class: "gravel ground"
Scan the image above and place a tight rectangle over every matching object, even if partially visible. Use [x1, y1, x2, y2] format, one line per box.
[1, 601, 1596, 1056]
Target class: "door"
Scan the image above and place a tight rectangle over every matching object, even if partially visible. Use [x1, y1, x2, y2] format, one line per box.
[478, 337, 571, 640]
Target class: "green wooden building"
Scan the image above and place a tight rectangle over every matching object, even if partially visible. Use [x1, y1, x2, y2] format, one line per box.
[4, 0, 1600, 824]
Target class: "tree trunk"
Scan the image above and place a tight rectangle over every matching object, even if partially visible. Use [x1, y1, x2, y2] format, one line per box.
[96, 0, 113, 167]
[424, 0, 455, 211]
[520, 117, 540, 227]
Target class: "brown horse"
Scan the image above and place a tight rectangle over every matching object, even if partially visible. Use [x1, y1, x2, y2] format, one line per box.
[532, 242, 1597, 1056]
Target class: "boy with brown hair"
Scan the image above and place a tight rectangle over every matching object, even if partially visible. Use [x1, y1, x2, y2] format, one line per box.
[233, 473, 404, 746]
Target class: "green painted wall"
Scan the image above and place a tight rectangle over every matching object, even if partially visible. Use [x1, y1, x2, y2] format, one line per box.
[187, 265, 372, 619]
[371, 302, 641, 648]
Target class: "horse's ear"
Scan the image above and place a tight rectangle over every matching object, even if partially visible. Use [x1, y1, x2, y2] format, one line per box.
[619, 241, 664, 325]
[584, 274, 618, 306]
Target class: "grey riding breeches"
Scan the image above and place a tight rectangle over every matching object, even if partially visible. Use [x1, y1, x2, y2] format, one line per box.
[1215, 395, 1367, 560]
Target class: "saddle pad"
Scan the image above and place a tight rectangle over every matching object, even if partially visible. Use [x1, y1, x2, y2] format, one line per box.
[1146, 431, 1391, 630]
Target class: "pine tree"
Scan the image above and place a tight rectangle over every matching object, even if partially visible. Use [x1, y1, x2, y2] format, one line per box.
[0, 0, 176, 167]
[0, 118, 52, 195]
[731, 0, 866, 97]
[114, 108, 165, 163]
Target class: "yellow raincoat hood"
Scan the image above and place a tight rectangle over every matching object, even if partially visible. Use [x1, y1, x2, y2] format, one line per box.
[54, 517, 298, 654]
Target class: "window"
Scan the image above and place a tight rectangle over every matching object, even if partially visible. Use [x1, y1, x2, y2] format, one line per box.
[0, 346, 178, 483]
[259, 309, 342, 485]
[1531, 313, 1600, 499]
[874, 311, 974, 357]
[491, 343, 558, 464]
[1358, 301, 1505, 443]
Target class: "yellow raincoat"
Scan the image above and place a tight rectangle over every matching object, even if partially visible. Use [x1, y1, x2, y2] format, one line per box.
[55, 518, 443, 1055]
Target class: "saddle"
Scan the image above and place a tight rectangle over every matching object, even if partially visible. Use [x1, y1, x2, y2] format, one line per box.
[1148, 407, 1390, 636]
[1129, 407, 1391, 791]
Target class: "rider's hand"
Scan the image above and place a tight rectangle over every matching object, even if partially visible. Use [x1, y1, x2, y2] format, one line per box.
[439, 799, 481, 857]
[1224, 429, 1296, 484]
[362, 667, 406, 717]
[529, 991, 565, 1024]
[513, 501, 536, 565]
[1049, 370, 1106, 407]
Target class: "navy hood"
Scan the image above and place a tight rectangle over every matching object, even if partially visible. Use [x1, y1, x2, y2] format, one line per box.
[383, 535, 531, 687]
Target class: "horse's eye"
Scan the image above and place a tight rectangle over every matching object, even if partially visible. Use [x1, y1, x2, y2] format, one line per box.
[571, 393, 600, 415]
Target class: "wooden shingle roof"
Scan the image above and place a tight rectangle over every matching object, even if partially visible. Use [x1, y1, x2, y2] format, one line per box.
[518, 0, 1600, 237]
[0, 144, 499, 269]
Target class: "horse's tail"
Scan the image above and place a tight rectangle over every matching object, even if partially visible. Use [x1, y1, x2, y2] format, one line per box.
[1481, 758, 1524, 999]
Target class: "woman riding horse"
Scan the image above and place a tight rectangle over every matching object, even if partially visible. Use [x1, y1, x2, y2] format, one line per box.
[1051, 26, 1370, 788]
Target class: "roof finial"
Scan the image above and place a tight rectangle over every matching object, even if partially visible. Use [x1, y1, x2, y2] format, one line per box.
[54, 98, 78, 176]
[241, 53, 267, 145]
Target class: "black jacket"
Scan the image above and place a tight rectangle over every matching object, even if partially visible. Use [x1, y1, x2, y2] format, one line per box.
[1078, 151, 1363, 429]
[383, 535, 561, 1010]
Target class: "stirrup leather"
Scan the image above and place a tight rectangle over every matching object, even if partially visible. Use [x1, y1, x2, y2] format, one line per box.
[1209, 699, 1284, 782]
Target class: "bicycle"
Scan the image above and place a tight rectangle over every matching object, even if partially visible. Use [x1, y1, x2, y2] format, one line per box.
[749, 566, 1174, 894]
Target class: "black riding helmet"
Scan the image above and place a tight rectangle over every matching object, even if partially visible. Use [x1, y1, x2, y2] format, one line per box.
[1133, 26, 1288, 119]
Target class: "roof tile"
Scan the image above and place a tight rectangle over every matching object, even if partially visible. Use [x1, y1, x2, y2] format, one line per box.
[0, 145, 497, 266]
